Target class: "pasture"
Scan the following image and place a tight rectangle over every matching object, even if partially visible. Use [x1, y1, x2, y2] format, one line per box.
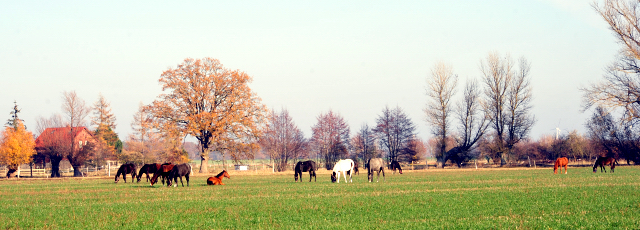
[1, 166, 639, 229]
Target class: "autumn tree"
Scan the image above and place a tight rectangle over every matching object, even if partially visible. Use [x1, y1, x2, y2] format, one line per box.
[425, 62, 458, 167]
[583, 0, 640, 122]
[91, 94, 121, 166]
[481, 53, 535, 166]
[147, 58, 266, 173]
[259, 109, 307, 172]
[310, 110, 350, 170]
[374, 106, 416, 163]
[350, 123, 378, 168]
[125, 103, 159, 164]
[0, 103, 35, 178]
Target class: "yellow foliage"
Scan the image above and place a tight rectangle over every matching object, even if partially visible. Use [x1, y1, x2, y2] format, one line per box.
[0, 121, 36, 169]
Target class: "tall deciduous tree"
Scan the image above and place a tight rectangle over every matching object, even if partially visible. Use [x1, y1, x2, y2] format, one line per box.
[310, 110, 350, 170]
[480, 53, 535, 166]
[425, 62, 458, 167]
[374, 106, 416, 163]
[351, 123, 378, 168]
[0, 120, 36, 178]
[583, 0, 640, 122]
[61, 91, 92, 177]
[259, 109, 307, 172]
[147, 58, 266, 173]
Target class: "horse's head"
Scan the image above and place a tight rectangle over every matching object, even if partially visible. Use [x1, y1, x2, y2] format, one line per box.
[114, 177, 119, 183]
[223, 170, 230, 179]
[398, 168, 403, 174]
[331, 172, 337, 183]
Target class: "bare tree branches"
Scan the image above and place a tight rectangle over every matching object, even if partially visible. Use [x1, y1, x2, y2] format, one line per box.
[260, 109, 307, 172]
[425, 62, 458, 167]
[374, 106, 416, 163]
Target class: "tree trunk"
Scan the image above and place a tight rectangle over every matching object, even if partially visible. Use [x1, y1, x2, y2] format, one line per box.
[72, 165, 83, 177]
[200, 155, 209, 174]
[5, 165, 18, 178]
[50, 156, 62, 178]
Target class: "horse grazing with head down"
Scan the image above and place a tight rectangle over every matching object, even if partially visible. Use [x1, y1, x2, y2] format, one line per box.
[150, 163, 174, 186]
[294, 160, 317, 182]
[593, 156, 617, 173]
[390, 160, 403, 174]
[554, 157, 568, 174]
[167, 163, 191, 187]
[115, 163, 137, 183]
[207, 170, 230, 185]
[367, 158, 385, 182]
[331, 159, 354, 183]
[137, 163, 161, 183]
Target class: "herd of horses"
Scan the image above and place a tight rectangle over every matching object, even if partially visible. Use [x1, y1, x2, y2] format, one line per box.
[113, 156, 620, 186]
[114, 162, 229, 187]
[294, 158, 403, 183]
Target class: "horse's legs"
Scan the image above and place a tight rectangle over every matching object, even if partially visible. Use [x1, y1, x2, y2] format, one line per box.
[185, 174, 190, 187]
[309, 171, 312, 182]
[564, 165, 567, 174]
[382, 169, 385, 182]
[336, 172, 340, 183]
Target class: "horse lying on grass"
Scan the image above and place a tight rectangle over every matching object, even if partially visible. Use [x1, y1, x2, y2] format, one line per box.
[207, 170, 230, 185]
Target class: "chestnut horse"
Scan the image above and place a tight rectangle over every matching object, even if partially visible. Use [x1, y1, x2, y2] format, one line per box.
[390, 160, 403, 174]
[137, 163, 161, 183]
[294, 160, 317, 182]
[114, 163, 137, 183]
[593, 156, 617, 173]
[150, 163, 174, 186]
[207, 170, 230, 185]
[554, 157, 568, 174]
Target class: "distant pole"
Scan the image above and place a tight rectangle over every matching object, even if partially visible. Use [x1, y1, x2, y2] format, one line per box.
[475, 160, 478, 169]
[108, 162, 111, 177]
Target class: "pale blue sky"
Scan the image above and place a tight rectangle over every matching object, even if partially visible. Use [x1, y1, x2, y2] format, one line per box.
[0, 1, 618, 142]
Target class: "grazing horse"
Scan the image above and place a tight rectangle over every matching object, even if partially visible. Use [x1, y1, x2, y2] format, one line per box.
[207, 170, 231, 185]
[294, 160, 317, 182]
[353, 161, 359, 175]
[137, 163, 161, 182]
[150, 163, 174, 186]
[367, 158, 385, 182]
[390, 160, 403, 174]
[167, 163, 191, 187]
[593, 157, 617, 173]
[554, 157, 569, 174]
[331, 159, 355, 183]
[114, 163, 137, 183]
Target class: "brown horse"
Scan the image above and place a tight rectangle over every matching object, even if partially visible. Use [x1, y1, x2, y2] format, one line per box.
[150, 163, 174, 186]
[554, 157, 568, 174]
[593, 156, 617, 173]
[137, 163, 161, 183]
[207, 170, 230, 185]
[390, 160, 403, 174]
[115, 163, 137, 183]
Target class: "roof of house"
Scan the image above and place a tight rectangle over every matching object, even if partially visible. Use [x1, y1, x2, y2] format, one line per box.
[35, 126, 94, 149]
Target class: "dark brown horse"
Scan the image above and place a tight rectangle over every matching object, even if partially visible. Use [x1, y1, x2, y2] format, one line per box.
[294, 160, 317, 182]
[114, 163, 137, 183]
[207, 170, 230, 185]
[150, 163, 174, 186]
[593, 156, 617, 173]
[137, 163, 161, 183]
[353, 161, 359, 175]
[390, 160, 403, 174]
[554, 157, 568, 174]
[167, 163, 191, 187]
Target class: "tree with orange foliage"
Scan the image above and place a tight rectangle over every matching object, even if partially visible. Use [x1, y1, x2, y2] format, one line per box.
[147, 58, 266, 173]
[0, 120, 36, 178]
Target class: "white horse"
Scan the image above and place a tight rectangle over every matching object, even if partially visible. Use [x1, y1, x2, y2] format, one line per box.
[331, 159, 354, 183]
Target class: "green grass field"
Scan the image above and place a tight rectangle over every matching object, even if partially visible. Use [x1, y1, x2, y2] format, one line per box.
[1, 166, 639, 229]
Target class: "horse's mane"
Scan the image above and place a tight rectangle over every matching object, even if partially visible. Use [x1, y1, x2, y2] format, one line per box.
[215, 170, 227, 178]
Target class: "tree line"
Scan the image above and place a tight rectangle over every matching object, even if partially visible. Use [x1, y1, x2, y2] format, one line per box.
[2, 0, 640, 177]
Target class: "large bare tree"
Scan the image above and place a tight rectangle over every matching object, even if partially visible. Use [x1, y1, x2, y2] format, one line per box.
[481, 53, 535, 166]
[147, 58, 266, 173]
[310, 110, 350, 169]
[259, 109, 307, 172]
[425, 62, 458, 167]
[374, 106, 416, 163]
[61, 91, 92, 177]
[583, 0, 640, 123]
[350, 123, 378, 168]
